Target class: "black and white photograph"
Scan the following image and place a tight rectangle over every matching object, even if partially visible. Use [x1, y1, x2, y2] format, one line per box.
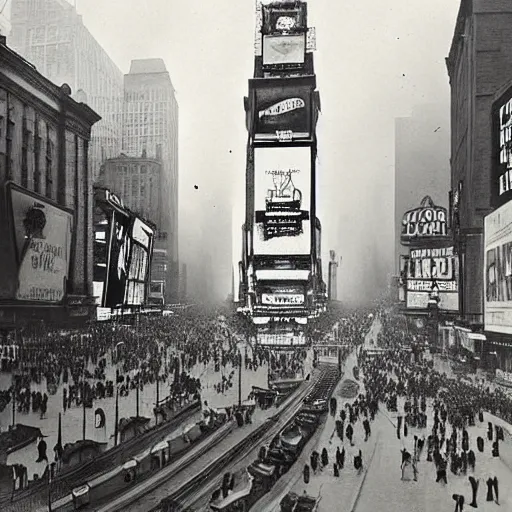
[1, 1, 512, 511]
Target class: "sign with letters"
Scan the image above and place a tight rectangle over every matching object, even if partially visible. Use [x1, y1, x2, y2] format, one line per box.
[400, 196, 450, 246]
[7, 183, 73, 303]
[252, 80, 313, 141]
[406, 246, 458, 311]
[261, 293, 305, 305]
[253, 147, 311, 256]
[492, 86, 512, 207]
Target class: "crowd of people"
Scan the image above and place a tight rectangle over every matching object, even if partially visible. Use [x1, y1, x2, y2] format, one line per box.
[357, 306, 509, 507]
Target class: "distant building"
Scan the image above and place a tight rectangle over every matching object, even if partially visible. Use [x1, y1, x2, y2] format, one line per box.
[0, 36, 100, 328]
[9, 0, 123, 180]
[446, 0, 512, 329]
[394, 103, 450, 273]
[123, 58, 179, 300]
[0, 0, 11, 36]
[98, 151, 163, 229]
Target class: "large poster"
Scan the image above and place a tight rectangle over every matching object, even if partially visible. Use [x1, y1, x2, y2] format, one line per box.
[104, 211, 131, 308]
[492, 87, 512, 207]
[484, 201, 512, 334]
[8, 183, 73, 303]
[253, 147, 311, 256]
[262, 34, 306, 66]
[253, 82, 312, 141]
[406, 246, 458, 311]
[124, 217, 154, 306]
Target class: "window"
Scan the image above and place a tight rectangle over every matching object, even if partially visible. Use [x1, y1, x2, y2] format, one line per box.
[21, 109, 28, 188]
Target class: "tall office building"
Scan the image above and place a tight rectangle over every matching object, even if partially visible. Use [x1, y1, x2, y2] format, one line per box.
[9, 0, 123, 180]
[98, 151, 163, 229]
[123, 58, 179, 301]
[0, 0, 11, 36]
[394, 102, 451, 273]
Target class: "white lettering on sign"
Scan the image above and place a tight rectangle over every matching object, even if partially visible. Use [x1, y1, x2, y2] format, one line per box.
[401, 208, 447, 239]
[259, 98, 305, 118]
[262, 293, 305, 305]
[500, 99, 512, 169]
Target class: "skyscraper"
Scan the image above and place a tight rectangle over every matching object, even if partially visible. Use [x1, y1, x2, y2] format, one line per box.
[123, 58, 179, 301]
[0, 0, 12, 36]
[9, 0, 123, 180]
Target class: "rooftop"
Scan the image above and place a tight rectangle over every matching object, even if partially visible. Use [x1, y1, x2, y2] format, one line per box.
[129, 58, 168, 75]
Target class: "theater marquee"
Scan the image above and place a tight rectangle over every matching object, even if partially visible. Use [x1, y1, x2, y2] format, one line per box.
[400, 196, 450, 246]
[406, 246, 459, 312]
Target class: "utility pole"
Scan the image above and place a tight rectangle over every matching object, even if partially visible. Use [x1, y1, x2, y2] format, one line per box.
[114, 386, 119, 446]
[238, 350, 242, 407]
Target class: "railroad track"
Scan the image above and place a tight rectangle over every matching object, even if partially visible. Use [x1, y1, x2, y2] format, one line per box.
[165, 363, 341, 512]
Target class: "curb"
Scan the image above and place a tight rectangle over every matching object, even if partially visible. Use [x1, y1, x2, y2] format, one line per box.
[348, 430, 381, 512]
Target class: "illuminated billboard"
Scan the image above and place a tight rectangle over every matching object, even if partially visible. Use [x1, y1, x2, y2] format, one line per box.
[253, 80, 313, 141]
[253, 146, 311, 256]
[484, 201, 512, 334]
[124, 218, 154, 306]
[104, 210, 132, 308]
[492, 86, 512, 207]
[258, 283, 306, 306]
[400, 196, 449, 246]
[262, 34, 306, 67]
[406, 246, 458, 311]
[7, 182, 73, 303]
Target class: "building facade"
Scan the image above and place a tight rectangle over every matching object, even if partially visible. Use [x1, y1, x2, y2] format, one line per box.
[0, 0, 12, 36]
[9, 0, 123, 180]
[123, 58, 179, 301]
[394, 103, 450, 275]
[0, 36, 100, 328]
[446, 0, 512, 328]
[98, 152, 163, 229]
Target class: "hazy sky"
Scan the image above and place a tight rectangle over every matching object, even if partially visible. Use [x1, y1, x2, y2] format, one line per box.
[74, 0, 460, 303]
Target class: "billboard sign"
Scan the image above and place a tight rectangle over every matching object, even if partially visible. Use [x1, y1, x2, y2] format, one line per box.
[400, 196, 449, 246]
[406, 246, 458, 311]
[253, 82, 312, 141]
[124, 217, 154, 306]
[492, 88, 512, 207]
[104, 210, 132, 308]
[484, 200, 512, 333]
[262, 3, 307, 34]
[7, 183, 73, 303]
[262, 34, 306, 67]
[253, 147, 311, 256]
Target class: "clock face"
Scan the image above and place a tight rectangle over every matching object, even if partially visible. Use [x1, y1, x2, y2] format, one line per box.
[276, 16, 296, 31]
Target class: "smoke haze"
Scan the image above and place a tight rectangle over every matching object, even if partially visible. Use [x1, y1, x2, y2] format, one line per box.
[71, 0, 460, 304]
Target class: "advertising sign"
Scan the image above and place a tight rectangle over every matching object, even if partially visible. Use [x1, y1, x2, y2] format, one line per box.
[400, 196, 449, 246]
[124, 217, 154, 306]
[406, 246, 458, 311]
[254, 147, 311, 256]
[256, 331, 307, 346]
[261, 293, 305, 305]
[104, 210, 131, 308]
[492, 87, 512, 207]
[262, 3, 307, 34]
[7, 183, 73, 303]
[253, 83, 312, 141]
[262, 34, 306, 67]
[484, 200, 512, 334]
